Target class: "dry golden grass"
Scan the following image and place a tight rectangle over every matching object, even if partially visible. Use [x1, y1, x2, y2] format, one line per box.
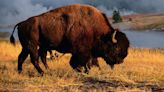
[0, 41, 164, 91]
[0, 40, 21, 61]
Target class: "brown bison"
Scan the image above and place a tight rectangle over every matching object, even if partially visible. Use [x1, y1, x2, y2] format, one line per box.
[10, 4, 129, 75]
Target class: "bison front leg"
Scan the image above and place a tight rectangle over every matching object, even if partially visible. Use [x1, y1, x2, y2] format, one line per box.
[84, 65, 89, 74]
[18, 48, 29, 73]
[69, 54, 90, 73]
[87, 58, 101, 70]
[69, 54, 82, 72]
[29, 43, 44, 75]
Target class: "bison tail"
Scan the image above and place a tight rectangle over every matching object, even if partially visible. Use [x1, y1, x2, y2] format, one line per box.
[10, 35, 15, 45]
[10, 24, 18, 45]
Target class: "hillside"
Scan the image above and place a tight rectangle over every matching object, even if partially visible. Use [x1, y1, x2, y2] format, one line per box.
[111, 13, 164, 31]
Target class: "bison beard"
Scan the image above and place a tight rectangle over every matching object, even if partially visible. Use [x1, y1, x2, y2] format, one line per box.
[10, 4, 129, 75]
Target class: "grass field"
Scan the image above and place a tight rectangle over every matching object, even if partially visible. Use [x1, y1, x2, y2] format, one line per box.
[0, 41, 164, 92]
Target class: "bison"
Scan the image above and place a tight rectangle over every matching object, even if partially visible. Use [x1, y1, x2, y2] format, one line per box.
[10, 4, 129, 75]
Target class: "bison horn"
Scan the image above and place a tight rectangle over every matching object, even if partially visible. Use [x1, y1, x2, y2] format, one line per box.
[112, 30, 117, 43]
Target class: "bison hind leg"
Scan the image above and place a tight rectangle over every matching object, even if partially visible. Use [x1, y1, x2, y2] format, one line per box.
[30, 52, 44, 76]
[18, 48, 29, 73]
[39, 48, 49, 69]
[29, 43, 44, 76]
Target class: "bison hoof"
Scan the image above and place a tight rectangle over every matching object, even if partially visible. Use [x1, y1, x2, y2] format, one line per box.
[84, 71, 89, 74]
[84, 69, 89, 74]
[75, 67, 82, 73]
[18, 70, 22, 74]
[110, 64, 114, 69]
[50, 56, 55, 60]
[39, 72, 44, 76]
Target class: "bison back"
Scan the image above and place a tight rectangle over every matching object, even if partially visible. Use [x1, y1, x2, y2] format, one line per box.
[37, 4, 111, 51]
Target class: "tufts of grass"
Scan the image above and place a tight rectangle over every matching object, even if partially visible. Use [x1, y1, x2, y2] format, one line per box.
[0, 41, 21, 61]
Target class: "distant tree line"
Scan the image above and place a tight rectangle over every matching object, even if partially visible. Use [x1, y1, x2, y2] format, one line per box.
[112, 9, 122, 23]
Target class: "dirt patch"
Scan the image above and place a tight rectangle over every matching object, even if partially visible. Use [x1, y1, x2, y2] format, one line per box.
[59, 76, 164, 92]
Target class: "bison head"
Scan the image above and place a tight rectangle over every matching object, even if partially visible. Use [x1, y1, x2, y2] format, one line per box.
[101, 29, 129, 69]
